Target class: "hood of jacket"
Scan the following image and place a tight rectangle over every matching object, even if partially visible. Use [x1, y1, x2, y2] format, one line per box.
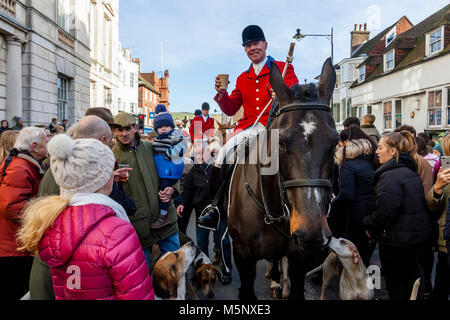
[335, 139, 374, 167]
[39, 204, 116, 268]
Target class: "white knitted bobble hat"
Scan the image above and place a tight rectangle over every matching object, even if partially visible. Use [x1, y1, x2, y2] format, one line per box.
[48, 134, 115, 199]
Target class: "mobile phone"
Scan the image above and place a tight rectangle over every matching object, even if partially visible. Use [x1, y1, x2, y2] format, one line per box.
[441, 156, 450, 171]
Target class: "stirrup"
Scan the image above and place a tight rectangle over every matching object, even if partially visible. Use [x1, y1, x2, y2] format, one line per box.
[198, 204, 220, 231]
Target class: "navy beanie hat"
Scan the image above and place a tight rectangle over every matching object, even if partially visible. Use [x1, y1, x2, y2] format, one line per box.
[194, 109, 202, 116]
[154, 104, 174, 130]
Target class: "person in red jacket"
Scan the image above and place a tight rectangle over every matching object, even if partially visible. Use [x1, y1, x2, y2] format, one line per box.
[189, 102, 215, 142]
[17, 134, 153, 300]
[0, 127, 48, 300]
[198, 25, 299, 230]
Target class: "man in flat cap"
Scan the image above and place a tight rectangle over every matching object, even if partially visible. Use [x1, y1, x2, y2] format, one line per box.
[112, 112, 181, 266]
[198, 25, 299, 230]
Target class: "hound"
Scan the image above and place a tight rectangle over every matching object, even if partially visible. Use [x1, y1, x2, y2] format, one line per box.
[307, 237, 374, 300]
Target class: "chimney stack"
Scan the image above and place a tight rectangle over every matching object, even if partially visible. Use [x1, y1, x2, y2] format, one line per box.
[351, 22, 370, 56]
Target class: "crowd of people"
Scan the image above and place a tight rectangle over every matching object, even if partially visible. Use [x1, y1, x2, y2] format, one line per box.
[0, 23, 448, 301]
[0, 105, 236, 301]
[329, 114, 450, 300]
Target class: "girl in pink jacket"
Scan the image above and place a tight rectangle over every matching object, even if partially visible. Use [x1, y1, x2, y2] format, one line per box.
[18, 134, 153, 300]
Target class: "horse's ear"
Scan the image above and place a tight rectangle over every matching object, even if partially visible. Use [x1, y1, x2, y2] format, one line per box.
[270, 62, 290, 106]
[318, 58, 336, 104]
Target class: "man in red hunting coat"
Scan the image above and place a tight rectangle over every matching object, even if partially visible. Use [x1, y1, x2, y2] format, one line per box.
[198, 24, 299, 230]
[189, 102, 215, 142]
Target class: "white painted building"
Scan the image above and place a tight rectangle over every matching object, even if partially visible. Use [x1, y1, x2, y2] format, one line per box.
[332, 56, 366, 130]
[117, 43, 139, 114]
[0, 0, 91, 126]
[89, 0, 119, 115]
[350, 5, 450, 135]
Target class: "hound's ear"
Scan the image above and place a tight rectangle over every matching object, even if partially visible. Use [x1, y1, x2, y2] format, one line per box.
[353, 251, 360, 265]
[167, 269, 178, 297]
[269, 62, 291, 106]
[318, 58, 336, 105]
[194, 269, 202, 289]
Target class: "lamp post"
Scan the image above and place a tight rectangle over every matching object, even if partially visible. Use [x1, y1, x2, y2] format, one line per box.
[293, 28, 334, 64]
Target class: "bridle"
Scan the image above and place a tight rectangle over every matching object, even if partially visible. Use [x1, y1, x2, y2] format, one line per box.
[242, 101, 333, 240]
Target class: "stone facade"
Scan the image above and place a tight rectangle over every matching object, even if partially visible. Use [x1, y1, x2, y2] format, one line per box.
[0, 0, 91, 127]
[89, 0, 119, 115]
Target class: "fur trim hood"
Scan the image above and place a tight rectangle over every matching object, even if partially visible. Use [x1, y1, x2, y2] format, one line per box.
[335, 139, 374, 166]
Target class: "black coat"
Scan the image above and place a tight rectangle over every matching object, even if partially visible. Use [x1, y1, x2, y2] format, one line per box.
[181, 164, 210, 214]
[332, 157, 375, 222]
[110, 182, 137, 217]
[0, 127, 9, 136]
[363, 153, 431, 247]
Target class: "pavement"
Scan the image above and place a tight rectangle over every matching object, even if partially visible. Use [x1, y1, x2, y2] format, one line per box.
[184, 211, 392, 300]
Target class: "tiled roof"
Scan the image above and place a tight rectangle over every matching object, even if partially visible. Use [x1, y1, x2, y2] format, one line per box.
[351, 4, 450, 88]
[139, 76, 160, 94]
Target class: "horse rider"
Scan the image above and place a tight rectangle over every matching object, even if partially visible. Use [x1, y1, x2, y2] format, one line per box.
[197, 25, 299, 230]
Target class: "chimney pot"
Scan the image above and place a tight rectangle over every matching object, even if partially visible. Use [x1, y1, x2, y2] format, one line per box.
[364, 23, 367, 31]
[354, 24, 357, 31]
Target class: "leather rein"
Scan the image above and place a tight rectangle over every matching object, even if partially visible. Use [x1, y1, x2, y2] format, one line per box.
[242, 101, 333, 240]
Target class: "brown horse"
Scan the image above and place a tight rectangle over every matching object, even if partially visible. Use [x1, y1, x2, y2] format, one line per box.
[227, 58, 338, 300]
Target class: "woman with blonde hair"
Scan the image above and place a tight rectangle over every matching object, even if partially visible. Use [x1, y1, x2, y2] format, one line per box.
[0, 130, 19, 164]
[363, 131, 431, 300]
[17, 134, 153, 300]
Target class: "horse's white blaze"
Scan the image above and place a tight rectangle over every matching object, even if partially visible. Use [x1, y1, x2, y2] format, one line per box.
[300, 120, 317, 140]
[314, 189, 321, 207]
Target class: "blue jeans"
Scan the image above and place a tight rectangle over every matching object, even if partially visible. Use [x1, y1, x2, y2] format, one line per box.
[196, 210, 232, 275]
[143, 232, 181, 267]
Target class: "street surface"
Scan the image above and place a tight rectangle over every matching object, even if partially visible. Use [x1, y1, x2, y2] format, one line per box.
[184, 211, 392, 300]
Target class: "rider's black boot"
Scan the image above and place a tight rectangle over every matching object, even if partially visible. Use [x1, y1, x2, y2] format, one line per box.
[197, 165, 222, 231]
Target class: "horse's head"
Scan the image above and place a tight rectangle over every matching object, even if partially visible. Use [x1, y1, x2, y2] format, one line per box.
[269, 58, 338, 252]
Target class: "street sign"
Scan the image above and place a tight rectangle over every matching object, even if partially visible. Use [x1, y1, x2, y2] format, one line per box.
[149, 112, 155, 119]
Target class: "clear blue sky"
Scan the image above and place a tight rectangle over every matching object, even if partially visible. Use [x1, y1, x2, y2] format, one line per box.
[119, 0, 449, 113]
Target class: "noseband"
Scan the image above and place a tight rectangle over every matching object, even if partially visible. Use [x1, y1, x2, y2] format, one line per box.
[242, 101, 333, 239]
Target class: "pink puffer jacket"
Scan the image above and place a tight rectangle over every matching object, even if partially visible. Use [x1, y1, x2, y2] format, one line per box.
[39, 203, 154, 300]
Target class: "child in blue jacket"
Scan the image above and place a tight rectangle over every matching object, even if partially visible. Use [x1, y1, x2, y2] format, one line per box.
[151, 104, 186, 229]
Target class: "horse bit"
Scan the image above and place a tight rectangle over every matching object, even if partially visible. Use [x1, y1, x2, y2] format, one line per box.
[242, 101, 334, 240]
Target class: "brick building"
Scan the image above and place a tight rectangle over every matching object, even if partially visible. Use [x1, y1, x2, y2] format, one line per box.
[134, 58, 170, 127]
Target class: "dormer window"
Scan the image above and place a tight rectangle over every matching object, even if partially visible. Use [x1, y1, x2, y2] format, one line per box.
[359, 66, 366, 83]
[385, 27, 396, 47]
[427, 26, 444, 56]
[384, 50, 395, 72]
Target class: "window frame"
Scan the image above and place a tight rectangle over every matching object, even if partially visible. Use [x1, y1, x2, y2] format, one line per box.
[383, 101, 393, 130]
[385, 27, 396, 47]
[359, 66, 366, 83]
[384, 50, 395, 72]
[427, 26, 444, 56]
[57, 0, 70, 33]
[57, 76, 69, 122]
[428, 89, 443, 127]
[395, 100, 402, 128]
